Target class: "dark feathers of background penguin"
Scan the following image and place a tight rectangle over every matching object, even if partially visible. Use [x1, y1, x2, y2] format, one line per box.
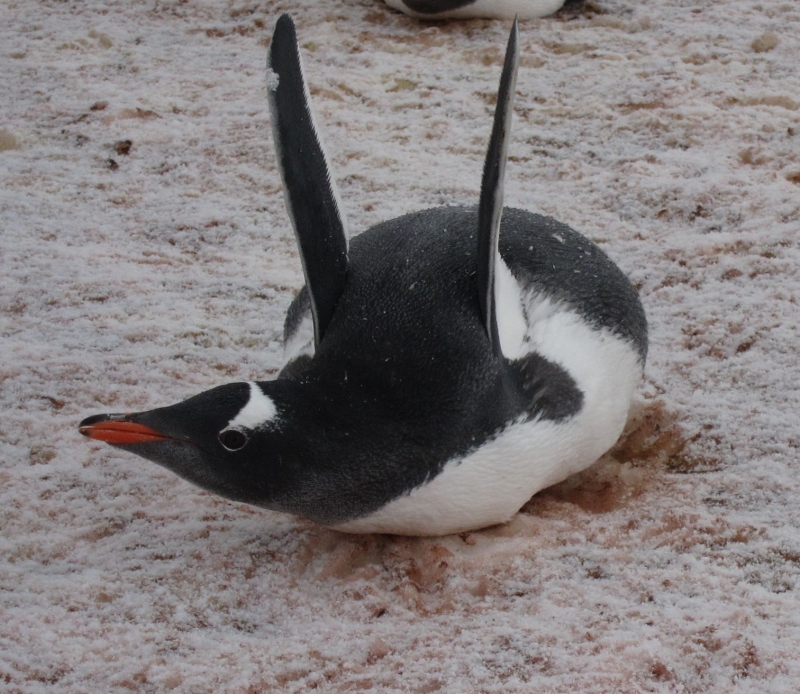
[79, 14, 647, 537]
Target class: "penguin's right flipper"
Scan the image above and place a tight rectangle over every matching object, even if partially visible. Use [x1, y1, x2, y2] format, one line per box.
[476, 18, 520, 358]
[268, 14, 348, 350]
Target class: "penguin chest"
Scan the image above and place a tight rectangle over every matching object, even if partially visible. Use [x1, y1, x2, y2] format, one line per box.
[332, 293, 643, 536]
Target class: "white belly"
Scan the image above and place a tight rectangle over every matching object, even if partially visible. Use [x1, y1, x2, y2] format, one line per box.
[333, 292, 643, 536]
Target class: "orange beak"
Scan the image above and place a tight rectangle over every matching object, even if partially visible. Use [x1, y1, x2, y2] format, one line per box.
[79, 417, 172, 445]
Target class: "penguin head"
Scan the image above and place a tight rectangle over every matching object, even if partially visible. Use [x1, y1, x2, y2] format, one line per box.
[78, 381, 300, 508]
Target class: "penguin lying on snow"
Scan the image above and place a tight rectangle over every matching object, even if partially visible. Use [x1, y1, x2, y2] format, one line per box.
[80, 15, 647, 536]
[384, 0, 566, 21]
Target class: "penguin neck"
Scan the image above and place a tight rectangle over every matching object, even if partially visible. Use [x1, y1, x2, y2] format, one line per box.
[267, 368, 375, 431]
[256, 375, 367, 456]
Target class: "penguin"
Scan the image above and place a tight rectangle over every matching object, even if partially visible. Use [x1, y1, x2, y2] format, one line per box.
[383, 0, 566, 21]
[79, 15, 647, 536]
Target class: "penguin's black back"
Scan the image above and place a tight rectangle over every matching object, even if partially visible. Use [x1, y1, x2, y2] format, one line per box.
[288, 205, 647, 370]
[274, 206, 647, 524]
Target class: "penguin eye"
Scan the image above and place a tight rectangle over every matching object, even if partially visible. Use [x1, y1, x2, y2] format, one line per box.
[218, 428, 249, 451]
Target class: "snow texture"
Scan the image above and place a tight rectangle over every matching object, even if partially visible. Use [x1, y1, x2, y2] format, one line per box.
[1, 0, 799, 692]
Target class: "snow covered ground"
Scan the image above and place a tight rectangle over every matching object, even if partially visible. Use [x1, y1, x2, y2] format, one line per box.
[2, 0, 799, 691]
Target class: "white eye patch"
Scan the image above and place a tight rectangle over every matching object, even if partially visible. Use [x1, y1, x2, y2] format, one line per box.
[225, 382, 277, 431]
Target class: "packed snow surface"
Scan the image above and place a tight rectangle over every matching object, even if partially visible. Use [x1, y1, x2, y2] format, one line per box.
[1, 0, 799, 692]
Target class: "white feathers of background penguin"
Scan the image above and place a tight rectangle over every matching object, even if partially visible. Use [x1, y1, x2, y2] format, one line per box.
[384, 0, 566, 21]
[80, 15, 647, 537]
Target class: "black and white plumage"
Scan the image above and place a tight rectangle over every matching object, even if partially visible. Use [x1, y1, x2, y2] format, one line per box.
[383, 0, 566, 21]
[79, 15, 647, 536]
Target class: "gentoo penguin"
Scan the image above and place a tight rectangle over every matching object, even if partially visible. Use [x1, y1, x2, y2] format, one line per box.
[79, 15, 647, 536]
[383, 0, 566, 21]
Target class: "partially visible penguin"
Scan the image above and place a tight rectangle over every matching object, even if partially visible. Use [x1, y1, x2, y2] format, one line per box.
[383, 0, 566, 20]
[79, 15, 647, 536]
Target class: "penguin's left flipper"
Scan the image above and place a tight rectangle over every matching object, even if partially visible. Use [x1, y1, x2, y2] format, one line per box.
[280, 285, 314, 378]
[268, 14, 348, 352]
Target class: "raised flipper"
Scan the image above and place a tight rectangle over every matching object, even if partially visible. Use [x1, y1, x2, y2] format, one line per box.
[268, 14, 348, 350]
[476, 18, 520, 358]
